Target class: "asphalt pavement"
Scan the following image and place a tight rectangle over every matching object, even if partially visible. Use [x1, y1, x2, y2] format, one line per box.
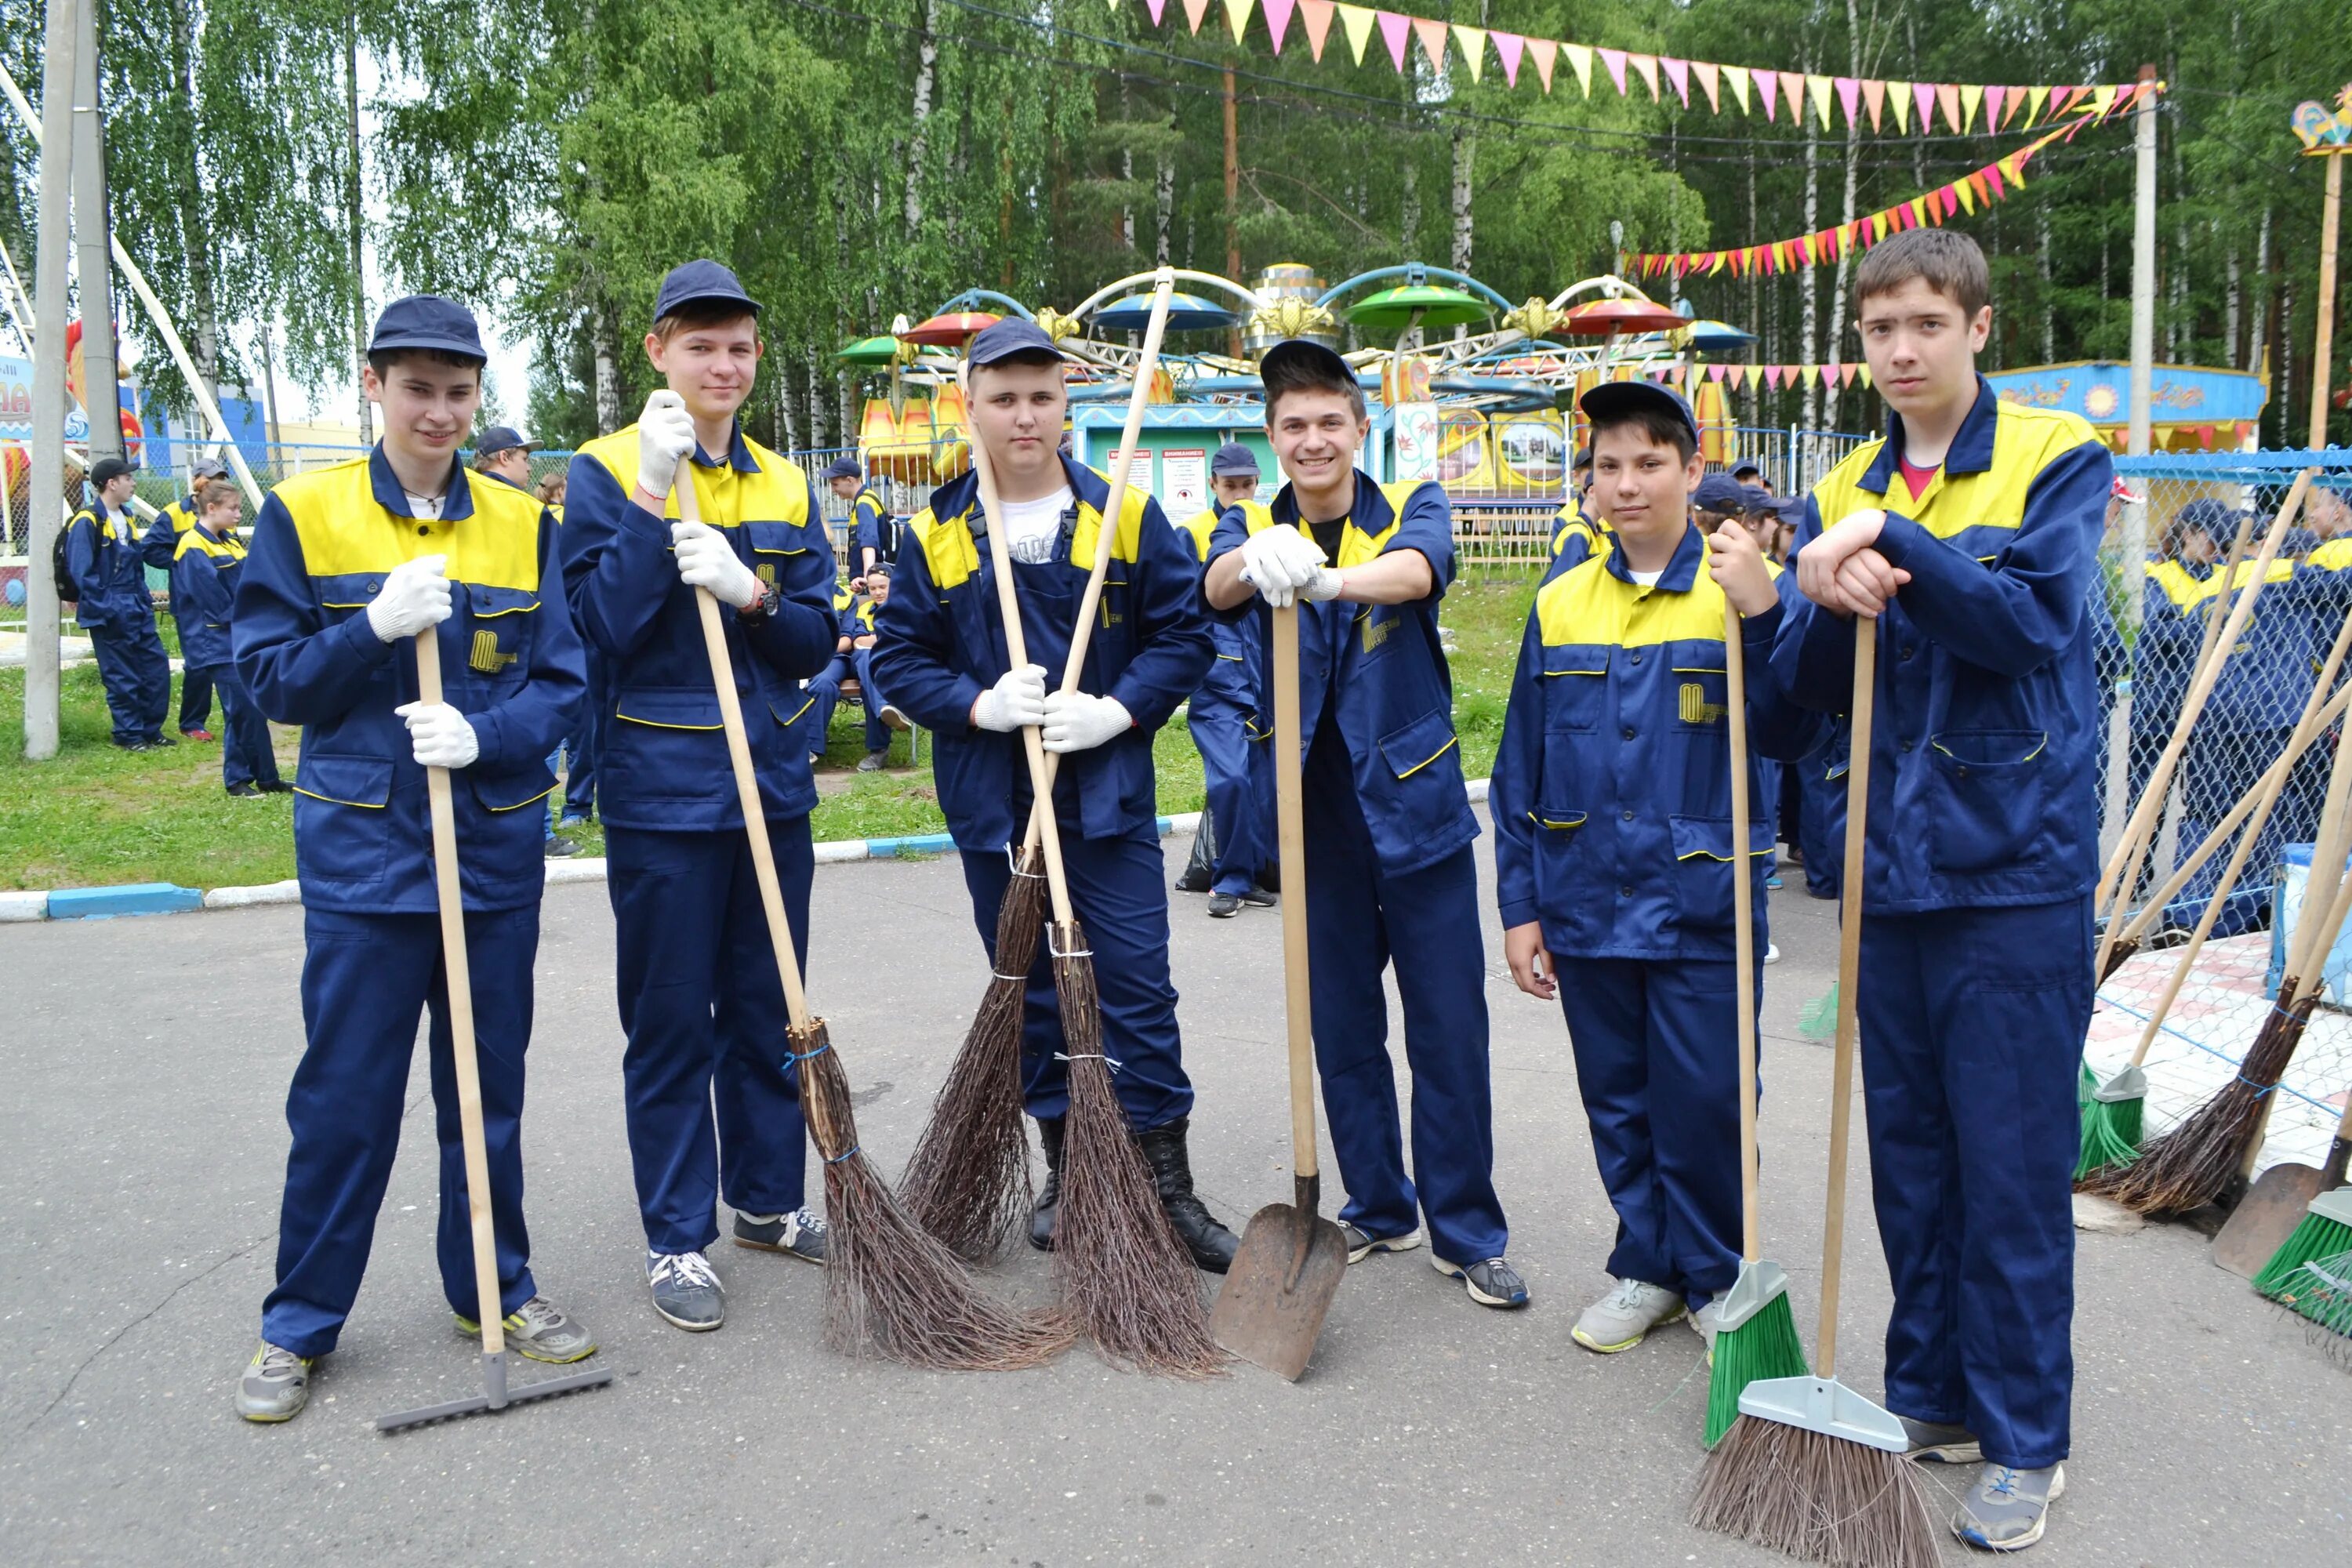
[2, 818, 2346, 1566]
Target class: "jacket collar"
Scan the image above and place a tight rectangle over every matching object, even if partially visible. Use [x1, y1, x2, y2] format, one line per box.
[1857, 374, 1999, 495]
[368, 445, 477, 521]
[689, 422, 762, 475]
[1602, 517, 1705, 593]
[949, 453, 1090, 534]
[1270, 469, 1379, 532]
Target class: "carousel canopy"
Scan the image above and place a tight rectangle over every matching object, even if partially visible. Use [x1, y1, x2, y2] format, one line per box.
[900, 310, 1003, 347]
[1092, 289, 1238, 332]
[1344, 284, 1492, 333]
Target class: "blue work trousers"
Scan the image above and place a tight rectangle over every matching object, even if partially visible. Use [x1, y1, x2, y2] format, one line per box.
[562, 647, 604, 820]
[263, 905, 542, 1357]
[89, 616, 170, 746]
[1190, 689, 1271, 895]
[178, 659, 214, 734]
[607, 820, 814, 1255]
[1857, 898, 2092, 1472]
[201, 662, 279, 789]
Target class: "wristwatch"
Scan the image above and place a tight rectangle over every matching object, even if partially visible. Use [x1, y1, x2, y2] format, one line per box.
[739, 581, 780, 622]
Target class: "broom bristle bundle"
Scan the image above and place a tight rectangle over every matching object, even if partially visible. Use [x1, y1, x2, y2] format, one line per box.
[2098, 935, 2142, 984]
[2072, 1091, 2145, 1182]
[2256, 1212, 2352, 1300]
[2081, 996, 2308, 1215]
[1702, 1295, 1810, 1450]
[1049, 922, 1227, 1378]
[1690, 1414, 1940, 1568]
[902, 856, 1050, 1261]
[2274, 1247, 2352, 1361]
[793, 1022, 1076, 1371]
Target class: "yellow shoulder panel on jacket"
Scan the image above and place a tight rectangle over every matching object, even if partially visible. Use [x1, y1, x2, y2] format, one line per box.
[274, 458, 541, 592]
[909, 504, 980, 590]
[1534, 554, 1733, 651]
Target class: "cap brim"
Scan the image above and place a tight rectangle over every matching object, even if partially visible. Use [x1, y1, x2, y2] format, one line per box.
[657, 290, 764, 320]
[368, 334, 488, 363]
[1258, 338, 1355, 387]
[1578, 379, 1696, 434]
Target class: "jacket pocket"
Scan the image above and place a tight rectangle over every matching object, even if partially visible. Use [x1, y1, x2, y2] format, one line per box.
[1669, 814, 1773, 935]
[613, 685, 724, 731]
[1540, 644, 1609, 732]
[744, 521, 812, 588]
[1377, 706, 1464, 783]
[1926, 729, 2048, 874]
[292, 753, 394, 887]
[459, 586, 539, 681]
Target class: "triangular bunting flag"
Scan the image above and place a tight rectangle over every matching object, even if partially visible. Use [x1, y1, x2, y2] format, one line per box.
[1959, 82, 1984, 131]
[1668, 364, 1686, 386]
[1452, 24, 1486, 82]
[1836, 76, 1860, 128]
[1780, 72, 1807, 119]
[1862, 77, 1886, 129]
[1145, 0, 1167, 18]
[1661, 56, 1690, 107]
[1969, 170, 1992, 206]
[2024, 85, 2049, 126]
[1908, 197, 1928, 227]
[1565, 42, 1592, 97]
[1765, 366, 1783, 391]
[1338, 2, 1374, 64]
[1936, 82, 1962, 132]
[1599, 48, 1628, 97]
[1808, 73, 1834, 128]
[1264, 0, 1294, 52]
[1744, 364, 1762, 390]
[1529, 37, 1557, 93]
[1410, 15, 1446, 72]
[1693, 60, 1720, 112]
[1822, 363, 1842, 389]
[1984, 84, 2005, 128]
[1756, 67, 1778, 121]
[1709, 364, 1726, 383]
[1222, 0, 1253, 44]
[1491, 31, 1522, 87]
[1300, 0, 1334, 59]
[1983, 160, 2005, 199]
[1630, 53, 1661, 102]
[1802, 365, 1821, 389]
[1858, 365, 1872, 390]
[1182, 0, 1210, 32]
[1722, 64, 1751, 114]
[1887, 79, 1911, 132]
[1913, 81, 1936, 130]
[1954, 178, 1975, 216]
[2089, 84, 2117, 121]
[2002, 83, 2025, 127]
[1377, 9, 1410, 71]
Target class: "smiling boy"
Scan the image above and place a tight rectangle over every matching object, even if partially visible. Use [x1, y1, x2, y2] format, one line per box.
[1773, 230, 2110, 1552]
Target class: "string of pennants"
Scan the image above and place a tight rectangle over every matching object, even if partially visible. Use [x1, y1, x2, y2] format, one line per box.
[1635, 361, 1877, 393]
[1108, 0, 2164, 138]
[1623, 121, 2094, 280]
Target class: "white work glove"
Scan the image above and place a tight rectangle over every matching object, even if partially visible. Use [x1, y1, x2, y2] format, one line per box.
[671, 521, 762, 608]
[394, 701, 481, 771]
[1300, 566, 1344, 602]
[971, 662, 1049, 732]
[1237, 527, 1330, 608]
[636, 390, 697, 499]
[1040, 690, 1132, 754]
[366, 554, 452, 643]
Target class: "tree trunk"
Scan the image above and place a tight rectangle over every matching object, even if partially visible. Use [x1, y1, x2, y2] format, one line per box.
[1448, 0, 1485, 277]
[904, 0, 939, 234]
[344, 5, 370, 445]
[1401, 158, 1420, 263]
[1223, 65, 1240, 280]
[2038, 207, 2056, 362]
[1156, 143, 1174, 265]
[2254, 205, 2273, 376]
[591, 300, 621, 434]
[1800, 42, 1820, 431]
[2226, 239, 2241, 370]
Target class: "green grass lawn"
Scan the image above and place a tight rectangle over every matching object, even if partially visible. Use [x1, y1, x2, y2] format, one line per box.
[1, 579, 1539, 891]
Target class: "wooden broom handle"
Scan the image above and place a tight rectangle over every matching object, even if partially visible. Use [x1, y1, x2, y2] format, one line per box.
[1725, 598, 1762, 1264]
[675, 479, 814, 1032]
[1272, 604, 1319, 1182]
[414, 631, 506, 1357]
[2096, 474, 2314, 931]
[1816, 614, 1876, 1381]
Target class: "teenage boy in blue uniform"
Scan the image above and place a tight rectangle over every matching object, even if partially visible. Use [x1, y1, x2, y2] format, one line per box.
[1175, 442, 1276, 917]
[143, 453, 231, 739]
[872, 318, 1238, 1271]
[230, 296, 593, 1423]
[1200, 339, 1523, 1310]
[1492, 383, 1822, 1355]
[1772, 230, 2110, 1552]
[562, 260, 840, 1332]
[828, 456, 897, 588]
[169, 478, 285, 797]
[805, 564, 908, 771]
[65, 455, 174, 750]
[474, 426, 582, 858]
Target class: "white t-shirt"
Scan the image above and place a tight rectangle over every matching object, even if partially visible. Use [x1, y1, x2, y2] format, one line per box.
[998, 486, 1073, 564]
[403, 489, 447, 522]
[1628, 567, 1664, 588]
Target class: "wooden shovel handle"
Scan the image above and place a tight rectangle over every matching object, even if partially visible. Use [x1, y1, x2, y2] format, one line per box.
[1725, 599, 1761, 1265]
[1272, 605, 1319, 1182]
[1817, 614, 1876, 1381]
[414, 630, 506, 1356]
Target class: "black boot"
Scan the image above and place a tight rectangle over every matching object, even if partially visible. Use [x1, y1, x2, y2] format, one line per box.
[1029, 1116, 1064, 1251]
[1136, 1117, 1240, 1273]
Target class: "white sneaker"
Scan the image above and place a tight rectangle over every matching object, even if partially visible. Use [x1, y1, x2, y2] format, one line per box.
[1571, 1276, 1687, 1353]
[1691, 1298, 1726, 1363]
[1765, 942, 1782, 965]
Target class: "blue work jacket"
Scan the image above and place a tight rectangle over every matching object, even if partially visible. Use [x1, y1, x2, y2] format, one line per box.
[1490, 521, 1824, 960]
[1205, 473, 1477, 878]
[1178, 508, 1266, 723]
[169, 522, 246, 669]
[561, 424, 838, 833]
[64, 504, 155, 632]
[140, 493, 201, 571]
[233, 448, 586, 915]
[851, 486, 898, 568]
[1770, 377, 2111, 913]
[872, 456, 1214, 851]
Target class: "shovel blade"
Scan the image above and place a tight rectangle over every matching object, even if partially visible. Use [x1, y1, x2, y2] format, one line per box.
[2212, 1162, 2328, 1279]
[1210, 1201, 1349, 1381]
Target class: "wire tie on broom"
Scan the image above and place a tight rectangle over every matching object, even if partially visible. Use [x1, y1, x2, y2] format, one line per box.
[1055, 1051, 1123, 1072]
[825, 1144, 861, 1164]
[1047, 933, 1094, 960]
[2234, 1075, 2281, 1096]
[789, 1040, 833, 1064]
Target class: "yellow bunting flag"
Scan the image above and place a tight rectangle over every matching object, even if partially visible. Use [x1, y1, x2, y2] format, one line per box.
[1222, 0, 1253, 43]
[1960, 82, 1984, 132]
[1565, 42, 1594, 97]
[1337, 2, 1375, 64]
[2024, 85, 2049, 126]
[1886, 80, 1911, 132]
[1722, 64, 1751, 114]
[1808, 74, 1834, 128]
[1453, 24, 1486, 82]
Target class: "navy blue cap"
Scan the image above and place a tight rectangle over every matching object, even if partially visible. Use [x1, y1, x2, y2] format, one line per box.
[1730, 460, 1764, 481]
[1210, 442, 1259, 477]
[823, 456, 863, 481]
[1258, 337, 1355, 390]
[89, 455, 136, 488]
[2283, 527, 2321, 557]
[967, 318, 1065, 367]
[652, 259, 763, 323]
[475, 426, 541, 457]
[1579, 379, 1700, 446]
[1693, 474, 1755, 513]
[2178, 498, 2244, 541]
[368, 295, 487, 363]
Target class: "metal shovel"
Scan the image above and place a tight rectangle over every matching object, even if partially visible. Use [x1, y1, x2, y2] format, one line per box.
[1210, 602, 1348, 1380]
[379, 631, 613, 1432]
[2212, 1094, 2352, 1279]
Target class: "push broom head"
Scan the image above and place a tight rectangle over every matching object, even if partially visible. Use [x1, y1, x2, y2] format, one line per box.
[792, 1019, 1075, 1372]
[2274, 1243, 2352, 1362]
[900, 849, 1049, 1261]
[1048, 920, 1227, 1377]
[1691, 1377, 1940, 1568]
[2257, 1187, 2352, 1301]
[2073, 1064, 2148, 1183]
[2082, 994, 2312, 1215]
[376, 1352, 612, 1433]
[1703, 1261, 1810, 1450]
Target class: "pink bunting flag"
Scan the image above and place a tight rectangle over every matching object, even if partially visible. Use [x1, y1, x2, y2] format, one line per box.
[1984, 84, 2006, 129]
[1661, 56, 1690, 107]
[1836, 76, 1860, 128]
[1264, 0, 1294, 52]
[1145, 0, 1167, 20]
[1599, 47, 1628, 96]
[1983, 159, 2005, 199]
[1528, 37, 1556, 93]
[1911, 81, 1936, 129]
[1708, 364, 1727, 383]
[1491, 31, 1522, 86]
[1377, 9, 1409, 71]
[1821, 364, 1842, 389]
[1183, 0, 1210, 34]
[1765, 366, 1783, 391]
[1756, 69, 1778, 121]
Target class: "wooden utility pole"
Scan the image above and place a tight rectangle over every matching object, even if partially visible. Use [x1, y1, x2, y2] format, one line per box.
[2307, 125, 2346, 448]
[344, 5, 371, 446]
[25, 0, 79, 760]
[71, 0, 118, 465]
[2122, 64, 2158, 634]
[1222, 64, 1240, 280]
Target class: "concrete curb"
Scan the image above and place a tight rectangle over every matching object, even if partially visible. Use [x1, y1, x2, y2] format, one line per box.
[5, 785, 1490, 922]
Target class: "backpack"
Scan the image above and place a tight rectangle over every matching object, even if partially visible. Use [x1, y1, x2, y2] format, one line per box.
[51, 517, 76, 604]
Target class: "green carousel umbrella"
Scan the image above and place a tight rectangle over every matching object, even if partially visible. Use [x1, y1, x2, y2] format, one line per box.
[837, 334, 903, 366]
[1343, 284, 1492, 334]
[1093, 289, 1237, 332]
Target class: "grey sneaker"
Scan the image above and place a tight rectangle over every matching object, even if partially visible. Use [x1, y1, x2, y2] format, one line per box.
[1901, 1414, 1984, 1465]
[455, 1295, 597, 1364]
[234, 1341, 313, 1423]
[648, 1250, 725, 1331]
[1207, 892, 1243, 918]
[1337, 1221, 1422, 1264]
[1571, 1276, 1686, 1352]
[879, 704, 910, 732]
[1691, 1298, 1726, 1362]
[856, 750, 887, 772]
[734, 1207, 827, 1264]
[1433, 1254, 1530, 1309]
[1954, 1462, 2065, 1552]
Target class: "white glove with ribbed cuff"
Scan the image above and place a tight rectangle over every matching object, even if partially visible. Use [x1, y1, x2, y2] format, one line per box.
[972, 663, 1049, 732]
[671, 521, 762, 608]
[366, 554, 452, 642]
[394, 701, 480, 770]
[1040, 690, 1131, 753]
[1237, 527, 1330, 608]
[636, 390, 697, 500]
